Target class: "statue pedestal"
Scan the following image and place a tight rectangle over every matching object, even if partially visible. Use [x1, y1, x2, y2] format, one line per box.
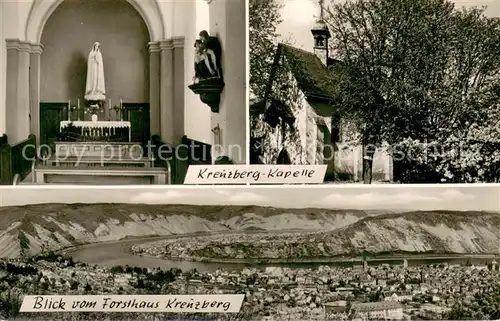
[188, 78, 224, 113]
[85, 93, 106, 101]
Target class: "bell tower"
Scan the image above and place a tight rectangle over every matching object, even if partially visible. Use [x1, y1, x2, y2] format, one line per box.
[311, 0, 331, 66]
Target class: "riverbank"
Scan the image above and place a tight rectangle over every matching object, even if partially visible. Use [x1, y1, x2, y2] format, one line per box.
[129, 227, 500, 268]
[133, 252, 500, 265]
[57, 231, 500, 273]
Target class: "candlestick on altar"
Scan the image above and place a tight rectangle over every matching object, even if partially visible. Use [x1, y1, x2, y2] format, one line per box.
[109, 98, 111, 115]
[77, 99, 80, 120]
[68, 100, 71, 121]
[120, 98, 123, 121]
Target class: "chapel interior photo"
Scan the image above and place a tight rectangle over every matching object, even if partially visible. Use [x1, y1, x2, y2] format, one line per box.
[0, 0, 246, 185]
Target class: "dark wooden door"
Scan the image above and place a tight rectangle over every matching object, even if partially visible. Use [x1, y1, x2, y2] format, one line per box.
[123, 103, 150, 151]
[40, 103, 67, 150]
[277, 149, 291, 164]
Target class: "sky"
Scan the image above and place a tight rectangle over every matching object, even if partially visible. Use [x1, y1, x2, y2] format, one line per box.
[0, 186, 498, 211]
[277, 0, 500, 50]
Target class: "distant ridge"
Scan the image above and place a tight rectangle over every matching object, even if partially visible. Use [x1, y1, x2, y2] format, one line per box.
[0, 203, 498, 259]
[189, 210, 500, 259]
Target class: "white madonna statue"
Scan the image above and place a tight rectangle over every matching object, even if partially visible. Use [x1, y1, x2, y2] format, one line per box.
[84, 42, 106, 101]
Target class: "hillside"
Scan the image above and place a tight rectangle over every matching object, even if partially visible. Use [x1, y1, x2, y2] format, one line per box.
[177, 210, 500, 260]
[0, 203, 369, 258]
[1, 203, 498, 260]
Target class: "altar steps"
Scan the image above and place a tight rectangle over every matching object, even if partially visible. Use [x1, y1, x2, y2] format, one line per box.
[21, 140, 172, 185]
[32, 165, 169, 185]
[45, 156, 153, 168]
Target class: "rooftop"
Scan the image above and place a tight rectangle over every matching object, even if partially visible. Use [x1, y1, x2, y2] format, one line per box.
[352, 301, 403, 312]
[279, 43, 338, 101]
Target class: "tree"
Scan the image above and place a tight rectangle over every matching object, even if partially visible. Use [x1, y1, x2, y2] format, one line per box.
[0, 290, 22, 319]
[325, 0, 500, 183]
[110, 265, 124, 274]
[249, 0, 283, 99]
[368, 290, 382, 302]
[246, 273, 258, 286]
[40, 281, 49, 291]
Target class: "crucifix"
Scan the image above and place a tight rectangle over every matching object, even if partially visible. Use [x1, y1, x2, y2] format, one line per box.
[319, 0, 324, 19]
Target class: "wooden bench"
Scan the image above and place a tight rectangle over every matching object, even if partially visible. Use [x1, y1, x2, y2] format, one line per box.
[0, 135, 36, 185]
[0, 134, 7, 146]
[33, 166, 169, 185]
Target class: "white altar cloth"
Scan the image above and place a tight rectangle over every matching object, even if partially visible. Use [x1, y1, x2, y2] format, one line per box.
[60, 121, 131, 129]
[60, 121, 131, 142]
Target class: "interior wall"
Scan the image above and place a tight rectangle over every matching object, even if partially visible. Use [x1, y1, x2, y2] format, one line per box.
[0, 1, 23, 136]
[208, 0, 247, 163]
[40, 0, 150, 113]
[181, 0, 211, 144]
[0, 1, 7, 136]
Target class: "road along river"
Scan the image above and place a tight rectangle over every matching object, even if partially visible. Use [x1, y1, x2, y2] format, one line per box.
[64, 234, 500, 273]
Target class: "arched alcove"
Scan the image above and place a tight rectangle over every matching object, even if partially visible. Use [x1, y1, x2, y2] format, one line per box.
[40, 0, 150, 105]
[26, 0, 165, 43]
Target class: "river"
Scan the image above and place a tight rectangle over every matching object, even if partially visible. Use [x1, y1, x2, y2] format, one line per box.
[66, 235, 250, 272]
[65, 235, 499, 273]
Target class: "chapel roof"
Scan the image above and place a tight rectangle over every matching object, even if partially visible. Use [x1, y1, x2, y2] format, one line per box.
[278, 43, 339, 101]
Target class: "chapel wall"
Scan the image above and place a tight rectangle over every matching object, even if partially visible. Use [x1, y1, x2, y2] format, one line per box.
[207, 0, 247, 163]
[334, 126, 393, 182]
[180, 0, 212, 144]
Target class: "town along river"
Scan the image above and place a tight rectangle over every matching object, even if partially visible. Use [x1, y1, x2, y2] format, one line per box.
[66, 235, 498, 273]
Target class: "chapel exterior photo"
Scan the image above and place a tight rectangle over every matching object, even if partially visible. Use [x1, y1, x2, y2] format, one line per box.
[250, 4, 393, 183]
[0, 0, 246, 185]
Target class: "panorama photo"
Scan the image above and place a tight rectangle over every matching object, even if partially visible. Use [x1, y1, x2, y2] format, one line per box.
[0, 185, 499, 320]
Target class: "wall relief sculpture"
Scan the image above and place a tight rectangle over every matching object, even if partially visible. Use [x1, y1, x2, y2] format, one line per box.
[188, 30, 224, 113]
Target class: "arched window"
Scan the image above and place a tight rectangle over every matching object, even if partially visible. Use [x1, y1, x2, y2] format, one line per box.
[277, 149, 291, 164]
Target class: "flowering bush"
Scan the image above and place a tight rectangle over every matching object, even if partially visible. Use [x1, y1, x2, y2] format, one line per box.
[392, 115, 500, 183]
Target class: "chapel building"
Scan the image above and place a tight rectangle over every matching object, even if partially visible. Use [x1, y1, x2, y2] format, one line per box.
[250, 7, 393, 183]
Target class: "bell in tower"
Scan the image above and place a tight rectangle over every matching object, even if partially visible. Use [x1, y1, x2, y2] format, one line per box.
[311, 0, 331, 66]
[315, 35, 325, 47]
